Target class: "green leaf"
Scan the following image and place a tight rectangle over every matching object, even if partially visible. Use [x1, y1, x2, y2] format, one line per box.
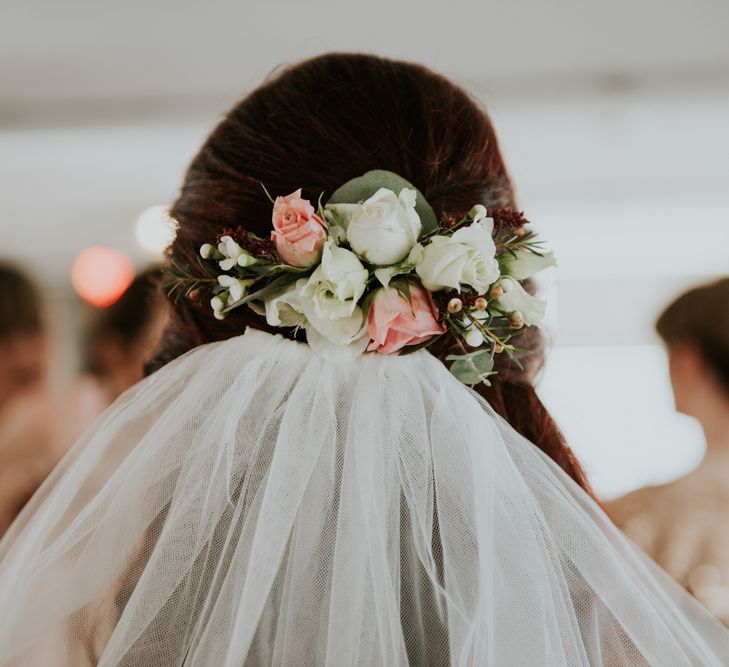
[446, 349, 496, 386]
[326, 169, 438, 234]
[241, 263, 312, 278]
[445, 313, 469, 333]
[389, 277, 413, 303]
[221, 273, 299, 313]
[358, 288, 379, 321]
[399, 333, 444, 355]
[260, 182, 275, 204]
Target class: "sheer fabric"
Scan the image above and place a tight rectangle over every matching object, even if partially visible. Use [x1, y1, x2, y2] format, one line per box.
[0, 328, 727, 665]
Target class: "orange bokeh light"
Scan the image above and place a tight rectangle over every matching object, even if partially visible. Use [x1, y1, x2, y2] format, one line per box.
[71, 246, 135, 308]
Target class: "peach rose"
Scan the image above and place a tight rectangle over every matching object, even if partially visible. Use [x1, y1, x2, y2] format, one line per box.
[271, 189, 328, 268]
[367, 284, 445, 354]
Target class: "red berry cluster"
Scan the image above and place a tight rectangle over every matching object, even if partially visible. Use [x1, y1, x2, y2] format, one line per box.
[491, 209, 530, 229]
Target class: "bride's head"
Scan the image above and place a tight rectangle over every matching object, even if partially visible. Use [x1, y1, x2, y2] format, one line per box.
[164, 53, 517, 351]
[155, 53, 592, 494]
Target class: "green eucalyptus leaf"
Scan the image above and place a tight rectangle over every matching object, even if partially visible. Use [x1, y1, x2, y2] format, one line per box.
[446, 349, 496, 386]
[326, 169, 438, 234]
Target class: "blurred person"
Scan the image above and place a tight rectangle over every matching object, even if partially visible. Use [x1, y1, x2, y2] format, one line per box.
[0, 263, 48, 411]
[608, 278, 729, 624]
[0, 263, 50, 535]
[82, 266, 168, 403]
[1, 54, 728, 665]
[0, 267, 166, 537]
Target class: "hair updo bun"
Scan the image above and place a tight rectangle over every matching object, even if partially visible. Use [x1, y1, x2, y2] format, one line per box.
[152, 53, 594, 495]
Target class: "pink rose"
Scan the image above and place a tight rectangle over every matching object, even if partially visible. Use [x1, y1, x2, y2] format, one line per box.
[367, 284, 446, 354]
[271, 189, 328, 268]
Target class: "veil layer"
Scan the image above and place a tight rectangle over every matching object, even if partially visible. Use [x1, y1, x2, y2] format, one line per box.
[0, 328, 727, 665]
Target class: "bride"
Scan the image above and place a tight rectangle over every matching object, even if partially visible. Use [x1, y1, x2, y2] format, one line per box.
[1, 53, 728, 666]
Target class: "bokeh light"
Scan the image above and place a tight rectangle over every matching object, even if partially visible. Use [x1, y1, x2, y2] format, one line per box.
[134, 205, 175, 255]
[71, 246, 135, 307]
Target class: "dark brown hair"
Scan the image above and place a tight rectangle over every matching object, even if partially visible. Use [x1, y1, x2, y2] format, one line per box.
[154, 53, 594, 495]
[85, 267, 163, 376]
[0, 262, 44, 340]
[656, 277, 729, 394]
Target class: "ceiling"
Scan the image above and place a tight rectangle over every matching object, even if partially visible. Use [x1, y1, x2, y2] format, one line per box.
[3, 0, 729, 108]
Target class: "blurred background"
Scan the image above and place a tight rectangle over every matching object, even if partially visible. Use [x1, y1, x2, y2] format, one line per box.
[1, 0, 728, 499]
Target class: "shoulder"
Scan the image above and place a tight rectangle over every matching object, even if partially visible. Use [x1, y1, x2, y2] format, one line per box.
[604, 473, 718, 556]
[605, 484, 669, 527]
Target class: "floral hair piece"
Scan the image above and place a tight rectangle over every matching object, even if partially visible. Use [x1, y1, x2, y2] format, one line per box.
[167, 170, 555, 386]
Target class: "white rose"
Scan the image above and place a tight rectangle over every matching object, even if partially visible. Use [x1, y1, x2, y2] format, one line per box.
[373, 243, 424, 287]
[265, 282, 307, 328]
[304, 325, 369, 362]
[499, 249, 556, 280]
[284, 240, 368, 346]
[328, 187, 422, 266]
[305, 307, 366, 347]
[416, 222, 500, 295]
[495, 278, 545, 325]
[264, 274, 366, 348]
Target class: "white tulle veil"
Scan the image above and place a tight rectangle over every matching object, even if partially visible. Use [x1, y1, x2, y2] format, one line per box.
[0, 328, 727, 665]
